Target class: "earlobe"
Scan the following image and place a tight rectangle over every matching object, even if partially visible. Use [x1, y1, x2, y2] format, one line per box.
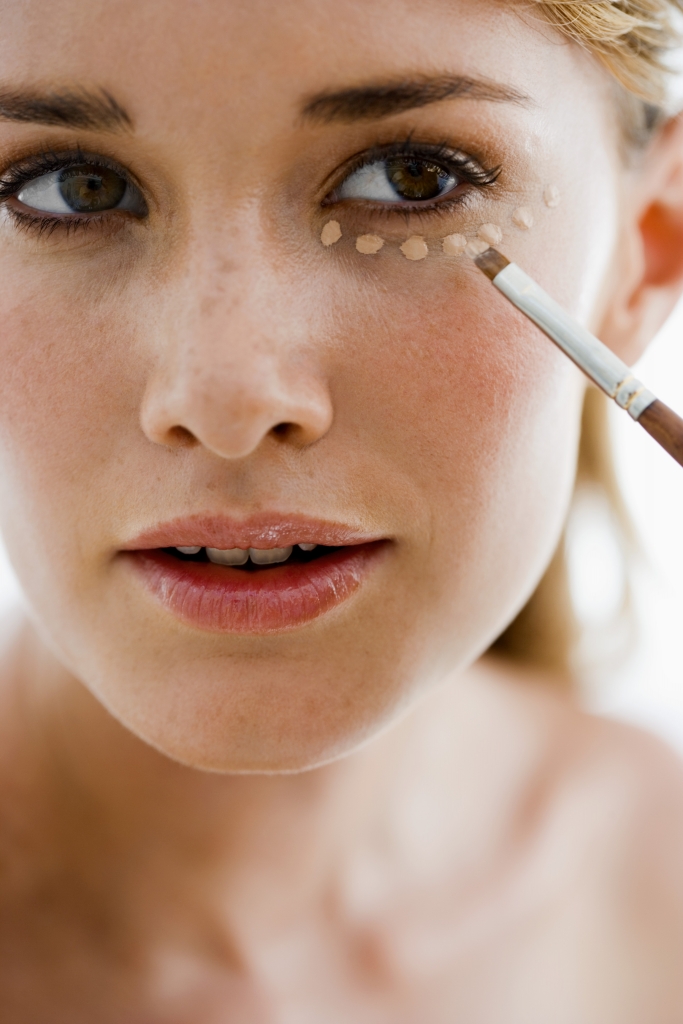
[599, 113, 683, 366]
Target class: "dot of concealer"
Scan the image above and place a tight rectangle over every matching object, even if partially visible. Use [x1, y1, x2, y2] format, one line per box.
[477, 223, 503, 246]
[400, 236, 429, 261]
[356, 234, 384, 254]
[321, 220, 342, 246]
[442, 233, 467, 256]
[465, 238, 490, 258]
[512, 206, 534, 230]
[544, 185, 561, 208]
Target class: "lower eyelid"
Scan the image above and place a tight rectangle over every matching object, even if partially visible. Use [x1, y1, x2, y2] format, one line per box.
[327, 185, 472, 214]
[2, 182, 147, 231]
[6, 197, 124, 219]
[2, 203, 137, 241]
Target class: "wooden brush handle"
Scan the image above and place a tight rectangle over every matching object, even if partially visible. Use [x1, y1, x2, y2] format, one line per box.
[637, 399, 683, 468]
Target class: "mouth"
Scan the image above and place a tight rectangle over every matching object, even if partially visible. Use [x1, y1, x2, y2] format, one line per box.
[122, 518, 388, 633]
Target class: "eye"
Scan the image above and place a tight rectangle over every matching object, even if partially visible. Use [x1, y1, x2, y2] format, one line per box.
[16, 163, 145, 216]
[335, 156, 460, 204]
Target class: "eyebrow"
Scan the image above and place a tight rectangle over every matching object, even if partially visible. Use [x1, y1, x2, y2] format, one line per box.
[0, 87, 132, 132]
[302, 75, 529, 124]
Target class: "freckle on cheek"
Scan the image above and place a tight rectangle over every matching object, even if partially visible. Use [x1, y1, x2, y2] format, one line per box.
[400, 236, 428, 261]
[356, 234, 384, 254]
[477, 223, 503, 246]
[512, 207, 534, 230]
[544, 185, 561, 208]
[321, 220, 342, 246]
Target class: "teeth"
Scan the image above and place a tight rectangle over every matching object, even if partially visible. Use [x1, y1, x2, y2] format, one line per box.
[248, 546, 293, 565]
[298, 543, 317, 551]
[206, 547, 249, 566]
[204, 546, 298, 566]
[176, 546, 202, 555]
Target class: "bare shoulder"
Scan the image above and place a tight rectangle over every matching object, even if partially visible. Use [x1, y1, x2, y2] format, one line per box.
[471, 655, 683, 919]
[546, 710, 683, 1018]
[544, 688, 683, 867]
[557, 704, 683, 909]
[464, 657, 683, 1019]
[476, 653, 683, 838]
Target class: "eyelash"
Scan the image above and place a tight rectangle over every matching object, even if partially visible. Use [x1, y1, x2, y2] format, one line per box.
[0, 148, 142, 237]
[326, 139, 501, 218]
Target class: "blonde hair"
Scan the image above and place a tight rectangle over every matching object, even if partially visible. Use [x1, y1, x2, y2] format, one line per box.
[531, 0, 683, 104]
[492, 0, 682, 675]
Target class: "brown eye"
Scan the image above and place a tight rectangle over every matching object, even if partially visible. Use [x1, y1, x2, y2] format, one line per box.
[16, 162, 146, 216]
[58, 165, 126, 212]
[335, 156, 459, 204]
[385, 158, 454, 201]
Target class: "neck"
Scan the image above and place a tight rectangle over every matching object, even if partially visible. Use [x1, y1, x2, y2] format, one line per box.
[3, 617, 567, 967]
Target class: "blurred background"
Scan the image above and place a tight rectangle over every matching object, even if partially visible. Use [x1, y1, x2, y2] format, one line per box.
[1, 300, 682, 754]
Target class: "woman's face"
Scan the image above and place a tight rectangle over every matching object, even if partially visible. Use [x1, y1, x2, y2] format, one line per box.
[0, 0, 624, 770]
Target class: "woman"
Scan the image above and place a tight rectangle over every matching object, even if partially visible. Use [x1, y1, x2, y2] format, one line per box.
[2, 0, 683, 1019]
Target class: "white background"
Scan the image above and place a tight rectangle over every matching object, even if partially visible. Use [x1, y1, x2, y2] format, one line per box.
[0, 303, 682, 754]
[581, 298, 683, 754]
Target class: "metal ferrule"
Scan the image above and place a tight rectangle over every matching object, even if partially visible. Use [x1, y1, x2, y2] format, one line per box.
[613, 376, 658, 420]
[492, 263, 656, 421]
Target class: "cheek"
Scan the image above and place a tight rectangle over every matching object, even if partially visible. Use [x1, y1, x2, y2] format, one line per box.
[0, 248, 146, 604]
[324, 258, 583, 648]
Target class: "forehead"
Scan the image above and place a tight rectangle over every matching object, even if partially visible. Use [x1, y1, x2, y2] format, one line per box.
[0, 0, 590, 128]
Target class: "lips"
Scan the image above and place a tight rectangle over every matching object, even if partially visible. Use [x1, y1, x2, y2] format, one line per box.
[122, 512, 378, 552]
[121, 515, 388, 634]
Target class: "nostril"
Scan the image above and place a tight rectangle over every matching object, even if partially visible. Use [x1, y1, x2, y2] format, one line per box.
[168, 425, 198, 447]
[271, 422, 292, 438]
[141, 370, 333, 456]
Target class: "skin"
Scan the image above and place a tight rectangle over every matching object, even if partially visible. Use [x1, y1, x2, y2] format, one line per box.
[1, 0, 683, 1019]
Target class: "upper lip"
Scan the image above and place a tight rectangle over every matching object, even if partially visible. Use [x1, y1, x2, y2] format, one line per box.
[121, 513, 385, 551]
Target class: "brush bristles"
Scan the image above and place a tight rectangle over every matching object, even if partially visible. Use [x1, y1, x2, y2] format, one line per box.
[473, 247, 510, 280]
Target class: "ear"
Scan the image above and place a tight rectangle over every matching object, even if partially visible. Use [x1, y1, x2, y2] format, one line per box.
[599, 113, 683, 366]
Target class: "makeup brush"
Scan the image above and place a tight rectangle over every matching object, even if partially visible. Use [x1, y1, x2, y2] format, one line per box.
[474, 247, 683, 469]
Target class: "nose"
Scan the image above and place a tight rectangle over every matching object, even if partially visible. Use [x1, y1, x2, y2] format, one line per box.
[139, 265, 334, 460]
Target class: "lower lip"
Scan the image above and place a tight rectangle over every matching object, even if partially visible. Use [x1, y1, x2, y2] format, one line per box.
[125, 543, 387, 634]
